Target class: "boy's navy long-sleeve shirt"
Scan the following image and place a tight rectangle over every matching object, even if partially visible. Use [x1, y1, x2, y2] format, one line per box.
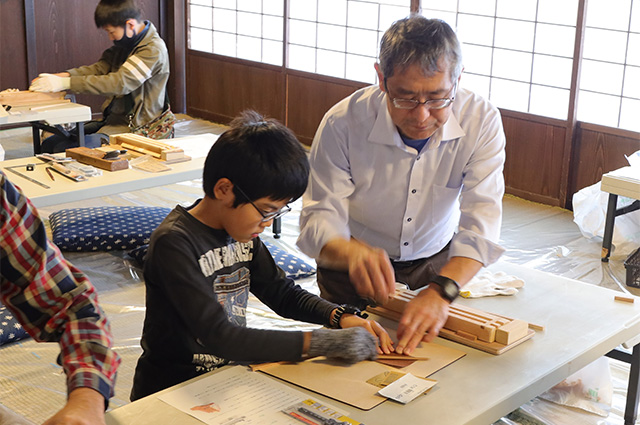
[131, 202, 336, 400]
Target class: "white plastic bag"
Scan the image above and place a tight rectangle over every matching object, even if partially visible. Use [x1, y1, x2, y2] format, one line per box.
[572, 181, 640, 246]
[539, 357, 613, 417]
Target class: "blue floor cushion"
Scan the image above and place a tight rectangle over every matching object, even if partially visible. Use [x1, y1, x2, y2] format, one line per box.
[0, 304, 30, 346]
[50, 206, 171, 251]
[128, 240, 316, 280]
[263, 240, 316, 279]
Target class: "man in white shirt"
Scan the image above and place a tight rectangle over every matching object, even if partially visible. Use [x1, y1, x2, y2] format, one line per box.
[297, 16, 506, 355]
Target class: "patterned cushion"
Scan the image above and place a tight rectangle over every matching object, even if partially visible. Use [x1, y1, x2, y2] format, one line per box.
[127, 240, 316, 280]
[0, 304, 29, 346]
[49, 206, 171, 252]
[263, 240, 316, 279]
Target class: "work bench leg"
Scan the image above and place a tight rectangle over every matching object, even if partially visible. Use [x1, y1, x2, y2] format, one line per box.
[625, 345, 640, 425]
[601, 194, 617, 262]
[272, 217, 281, 239]
[31, 124, 41, 154]
[77, 122, 85, 147]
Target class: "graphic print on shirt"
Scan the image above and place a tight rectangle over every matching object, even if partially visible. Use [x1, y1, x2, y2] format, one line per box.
[198, 241, 253, 277]
[192, 352, 227, 373]
[191, 267, 251, 373]
[213, 267, 250, 327]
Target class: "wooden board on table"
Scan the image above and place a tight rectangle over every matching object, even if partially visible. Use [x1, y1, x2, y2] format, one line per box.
[65, 147, 129, 171]
[254, 334, 464, 411]
[109, 133, 190, 163]
[0, 90, 67, 107]
[368, 288, 535, 355]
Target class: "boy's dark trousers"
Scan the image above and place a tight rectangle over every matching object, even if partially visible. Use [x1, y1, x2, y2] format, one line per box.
[41, 120, 108, 153]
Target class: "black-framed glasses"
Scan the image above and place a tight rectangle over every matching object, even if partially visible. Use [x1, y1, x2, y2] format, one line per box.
[384, 77, 457, 110]
[234, 184, 291, 223]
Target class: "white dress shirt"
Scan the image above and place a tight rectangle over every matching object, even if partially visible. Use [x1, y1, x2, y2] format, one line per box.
[297, 85, 506, 266]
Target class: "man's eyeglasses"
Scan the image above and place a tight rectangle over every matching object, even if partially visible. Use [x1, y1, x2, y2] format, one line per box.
[384, 78, 457, 110]
[234, 184, 291, 223]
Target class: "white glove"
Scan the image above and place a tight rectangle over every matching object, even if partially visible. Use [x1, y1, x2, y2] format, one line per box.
[29, 73, 70, 93]
[459, 270, 525, 298]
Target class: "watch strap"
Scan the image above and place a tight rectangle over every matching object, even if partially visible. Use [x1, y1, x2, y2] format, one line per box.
[430, 275, 460, 303]
[330, 305, 369, 328]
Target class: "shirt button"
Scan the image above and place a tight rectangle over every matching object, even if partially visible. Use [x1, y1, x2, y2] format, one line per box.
[411, 189, 417, 194]
[407, 218, 412, 222]
[403, 242, 409, 246]
[416, 156, 421, 161]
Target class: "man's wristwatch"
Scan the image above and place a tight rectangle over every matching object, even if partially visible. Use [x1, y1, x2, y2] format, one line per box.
[429, 275, 460, 303]
[330, 305, 369, 329]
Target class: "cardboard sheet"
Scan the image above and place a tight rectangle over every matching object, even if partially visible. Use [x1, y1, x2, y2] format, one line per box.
[257, 341, 465, 410]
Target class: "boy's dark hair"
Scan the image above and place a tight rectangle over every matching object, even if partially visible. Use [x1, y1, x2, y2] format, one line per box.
[203, 110, 309, 207]
[94, 0, 142, 28]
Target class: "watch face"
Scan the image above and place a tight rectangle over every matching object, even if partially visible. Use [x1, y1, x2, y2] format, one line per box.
[444, 283, 458, 299]
[432, 276, 459, 302]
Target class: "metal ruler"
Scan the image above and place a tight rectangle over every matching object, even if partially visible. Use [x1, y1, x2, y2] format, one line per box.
[3, 164, 51, 189]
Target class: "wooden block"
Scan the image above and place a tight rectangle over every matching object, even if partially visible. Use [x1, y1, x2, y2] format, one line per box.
[0, 90, 65, 107]
[528, 323, 545, 332]
[109, 133, 186, 162]
[495, 319, 529, 345]
[120, 142, 162, 158]
[161, 149, 186, 161]
[455, 330, 478, 341]
[445, 313, 496, 343]
[615, 295, 635, 303]
[65, 147, 128, 171]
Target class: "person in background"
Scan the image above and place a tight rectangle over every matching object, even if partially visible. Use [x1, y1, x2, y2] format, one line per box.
[0, 171, 120, 425]
[131, 110, 393, 401]
[29, 0, 174, 153]
[297, 15, 506, 356]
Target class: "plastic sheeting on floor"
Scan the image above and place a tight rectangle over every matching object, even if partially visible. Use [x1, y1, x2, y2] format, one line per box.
[1, 126, 638, 424]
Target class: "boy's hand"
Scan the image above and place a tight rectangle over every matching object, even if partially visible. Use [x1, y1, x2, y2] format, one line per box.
[308, 328, 377, 364]
[339, 314, 394, 354]
[29, 73, 70, 92]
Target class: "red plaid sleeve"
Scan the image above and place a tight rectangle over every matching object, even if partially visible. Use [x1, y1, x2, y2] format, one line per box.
[0, 172, 120, 403]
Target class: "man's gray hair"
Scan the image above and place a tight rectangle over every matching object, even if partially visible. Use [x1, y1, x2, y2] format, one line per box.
[378, 15, 463, 82]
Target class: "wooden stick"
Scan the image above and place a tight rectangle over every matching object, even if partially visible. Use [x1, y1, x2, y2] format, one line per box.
[615, 295, 635, 303]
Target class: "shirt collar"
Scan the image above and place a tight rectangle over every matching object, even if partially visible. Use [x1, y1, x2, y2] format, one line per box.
[368, 91, 466, 148]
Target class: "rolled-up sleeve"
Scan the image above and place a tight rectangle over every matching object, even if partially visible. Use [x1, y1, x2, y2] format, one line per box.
[0, 172, 120, 403]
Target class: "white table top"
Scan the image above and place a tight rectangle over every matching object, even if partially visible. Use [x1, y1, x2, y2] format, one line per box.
[0, 133, 219, 207]
[601, 166, 640, 200]
[0, 102, 91, 126]
[105, 261, 640, 425]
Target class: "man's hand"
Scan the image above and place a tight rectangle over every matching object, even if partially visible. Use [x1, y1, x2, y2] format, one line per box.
[347, 241, 395, 305]
[395, 287, 449, 355]
[29, 73, 70, 93]
[42, 387, 106, 425]
[339, 314, 394, 354]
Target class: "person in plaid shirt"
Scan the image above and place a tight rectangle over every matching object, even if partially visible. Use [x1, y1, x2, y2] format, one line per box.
[0, 171, 120, 425]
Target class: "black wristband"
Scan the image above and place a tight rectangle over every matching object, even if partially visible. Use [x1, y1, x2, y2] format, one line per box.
[430, 275, 460, 303]
[330, 305, 369, 329]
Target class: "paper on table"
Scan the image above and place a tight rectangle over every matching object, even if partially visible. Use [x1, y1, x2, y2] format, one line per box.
[168, 133, 220, 159]
[157, 366, 305, 425]
[377, 373, 437, 404]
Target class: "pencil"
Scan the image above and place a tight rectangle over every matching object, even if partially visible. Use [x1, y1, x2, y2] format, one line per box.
[45, 167, 55, 181]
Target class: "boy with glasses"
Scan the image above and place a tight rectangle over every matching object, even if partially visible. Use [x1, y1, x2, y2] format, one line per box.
[130, 110, 393, 401]
[298, 16, 506, 356]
